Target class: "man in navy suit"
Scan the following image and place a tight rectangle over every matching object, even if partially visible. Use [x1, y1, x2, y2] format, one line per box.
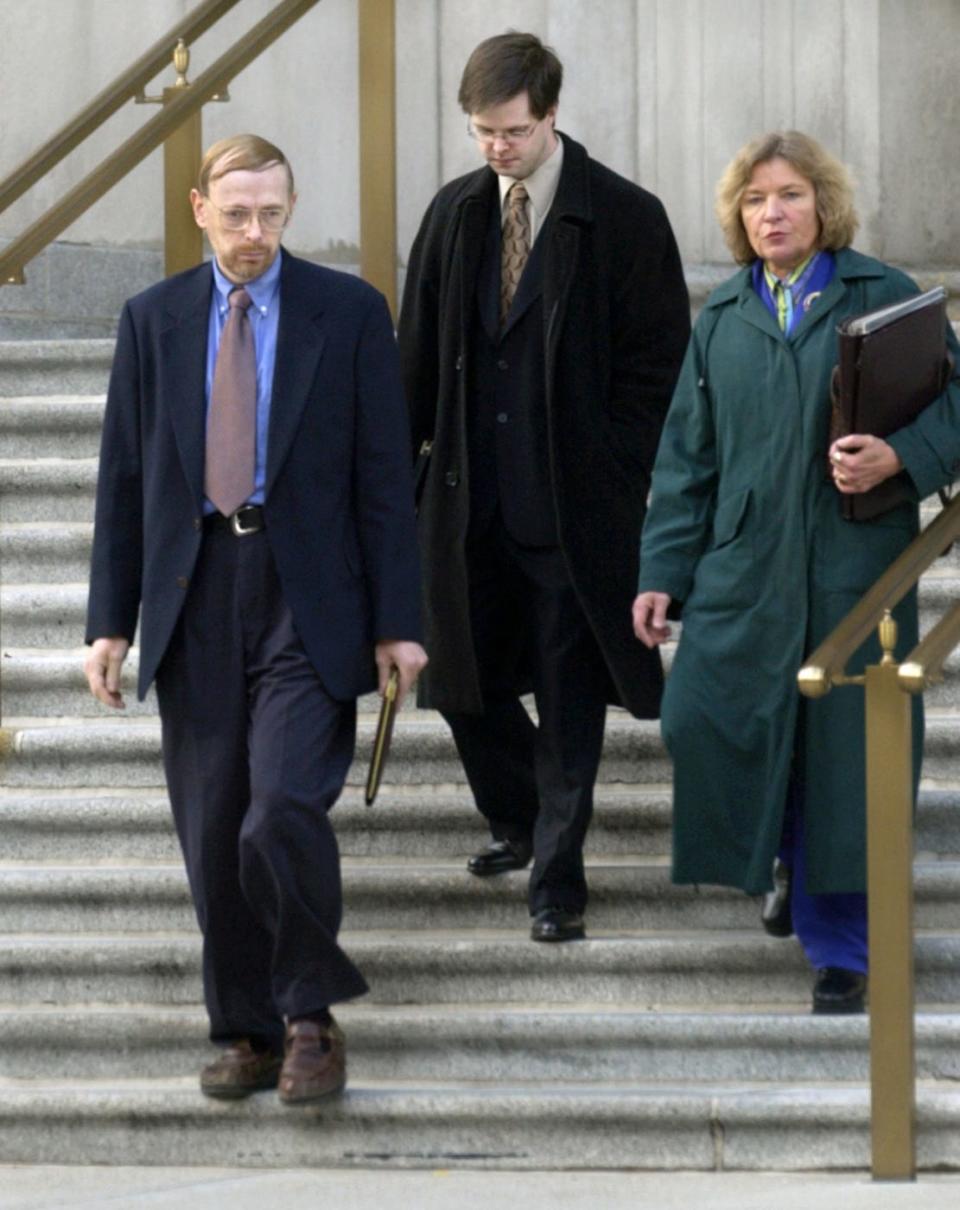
[84, 134, 426, 1104]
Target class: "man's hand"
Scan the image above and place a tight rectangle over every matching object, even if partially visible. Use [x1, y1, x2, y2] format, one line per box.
[829, 434, 903, 495]
[375, 639, 429, 707]
[84, 637, 131, 709]
[632, 592, 673, 648]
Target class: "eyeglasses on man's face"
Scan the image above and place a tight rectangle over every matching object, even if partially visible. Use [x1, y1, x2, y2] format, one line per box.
[466, 118, 542, 146]
[207, 202, 289, 232]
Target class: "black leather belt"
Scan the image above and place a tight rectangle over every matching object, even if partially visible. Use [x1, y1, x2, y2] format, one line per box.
[205, 505, 265, 536]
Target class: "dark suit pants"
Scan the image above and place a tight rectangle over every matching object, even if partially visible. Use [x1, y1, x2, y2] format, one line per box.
[155, 524, 368, 1052]
[443, 519, 610, 916]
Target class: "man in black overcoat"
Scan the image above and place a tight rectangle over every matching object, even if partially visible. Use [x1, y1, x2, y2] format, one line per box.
[398, 33, 690, 941]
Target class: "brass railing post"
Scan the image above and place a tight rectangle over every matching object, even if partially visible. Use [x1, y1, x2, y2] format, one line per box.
[161, 41, 203, 276]
[358, 0, 397, 318]
[865, 613, 916, 1180]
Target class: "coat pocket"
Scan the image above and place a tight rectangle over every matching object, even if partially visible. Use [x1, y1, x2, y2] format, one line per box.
[688, 487, 757, 611]
[711, 487, 752, 550]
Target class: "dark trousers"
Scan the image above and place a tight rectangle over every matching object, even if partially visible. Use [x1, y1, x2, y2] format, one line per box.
[443, 516, 610, 915]
[155, 524, 368, 1052]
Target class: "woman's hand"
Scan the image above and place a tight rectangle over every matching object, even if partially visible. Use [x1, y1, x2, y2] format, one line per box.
[829, 434, 903, 495]
[633, 592, 673, 648]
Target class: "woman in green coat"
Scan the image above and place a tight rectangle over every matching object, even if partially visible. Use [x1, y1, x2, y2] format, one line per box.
[633, 131, 960, 1014]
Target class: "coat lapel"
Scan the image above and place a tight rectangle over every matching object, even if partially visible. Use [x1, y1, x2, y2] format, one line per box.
[543, 135, 591, 359]
[159, 267, 213, 511]
[458, 182, 496, 346]
[265, 251, 327, 498]
[475, 193, 501, 342]
[732, 283, 787, 343]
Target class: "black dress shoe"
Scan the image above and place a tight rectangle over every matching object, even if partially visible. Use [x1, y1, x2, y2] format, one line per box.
[812, 967, 867, 1015]
[467, 839, 532, 877]
[530, 907, 586, 943]
[760, 858, 793, 938]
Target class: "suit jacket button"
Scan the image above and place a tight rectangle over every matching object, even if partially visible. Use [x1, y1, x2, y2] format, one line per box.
[193, 517, 202, 531]
[497, 359, 508, 371]
[444, 471, 459, 487]
[455, 354, 464, 371]
[176, 576, 189, 589]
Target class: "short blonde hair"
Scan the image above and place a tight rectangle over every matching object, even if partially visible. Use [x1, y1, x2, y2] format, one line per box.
[197, 134, 294, 197]
[715, 131, 858, 264]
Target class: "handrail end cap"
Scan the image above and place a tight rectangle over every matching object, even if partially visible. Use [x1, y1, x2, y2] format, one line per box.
[898, 661, 928, 695]
[797, 665, 830, 698]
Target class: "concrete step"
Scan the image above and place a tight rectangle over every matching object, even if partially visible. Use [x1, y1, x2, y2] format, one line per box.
[1, 783, 958, 864]
[0, 459, 97, 524]
[12, 712, 960, 789]
[0, 523, 91, 583]
[0, 1002, 958, 1083]
[0, 585, 89, 647]
[0, 340, 113, 396]
[0, 396, 104, 458]
[2, 858, 960, 935]
[8, 639, 960, 713]
[0, 786, 674, 863]
[0, 445, 955, 550]
[0, 1079, 957, 1171]
[2, 931, 958, 1007]
[0, 649, 420, 719]
[0, 715, 673, 789]
[2, 554, 956, 645]
[0, 515, 955, 602]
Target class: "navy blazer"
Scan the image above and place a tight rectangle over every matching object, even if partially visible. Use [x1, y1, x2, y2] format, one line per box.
[86, 250, 422, 702]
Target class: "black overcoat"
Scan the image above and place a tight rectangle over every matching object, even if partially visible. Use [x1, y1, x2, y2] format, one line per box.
[398, 133, 690, 716]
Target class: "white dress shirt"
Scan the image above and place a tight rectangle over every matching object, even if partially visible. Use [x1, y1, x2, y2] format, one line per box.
[498, 135, 564, 245]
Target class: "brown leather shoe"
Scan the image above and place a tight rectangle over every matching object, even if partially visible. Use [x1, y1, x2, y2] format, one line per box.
[199, 1039, 282, 1099]
[278, 1017, 346, 1105]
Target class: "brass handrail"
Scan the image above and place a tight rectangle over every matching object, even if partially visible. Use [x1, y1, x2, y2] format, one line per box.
[798, 492, 960, 697]
[797, 492, 960, 1181]
[0, 0, 241, 218]
[0, 0, 321, 286]
[900, 601, 960, 693]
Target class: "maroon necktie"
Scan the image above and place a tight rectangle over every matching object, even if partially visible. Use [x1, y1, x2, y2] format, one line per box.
[205, 286, 256, 516]
[500, 182, 530, 326]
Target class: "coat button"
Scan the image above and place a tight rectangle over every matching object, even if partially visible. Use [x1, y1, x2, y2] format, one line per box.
[497, 359, 508, 371]
[176, 576, 189, 589]
[455, 354, 463, 371]
[497, 412, 508, 424]
[193, 517, 202, 531]
[444, 470, 460, 487]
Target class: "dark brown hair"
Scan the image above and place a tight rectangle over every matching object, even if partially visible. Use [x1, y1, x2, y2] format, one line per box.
[197, 134, 295, 197]
[458, 32, 562, 118]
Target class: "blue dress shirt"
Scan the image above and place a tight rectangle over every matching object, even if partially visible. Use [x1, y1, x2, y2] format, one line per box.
[203, 254, 282, 512]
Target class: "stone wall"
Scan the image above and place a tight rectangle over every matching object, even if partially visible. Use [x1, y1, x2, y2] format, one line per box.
[1, 0, 958, 329]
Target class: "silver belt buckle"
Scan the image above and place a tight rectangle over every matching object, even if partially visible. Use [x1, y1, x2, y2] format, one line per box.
[230, 506, 261, 536]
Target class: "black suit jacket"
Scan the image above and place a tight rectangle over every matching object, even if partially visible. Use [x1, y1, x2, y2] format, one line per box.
[467, 193, 555, 544]
[86, 250, 422, 702]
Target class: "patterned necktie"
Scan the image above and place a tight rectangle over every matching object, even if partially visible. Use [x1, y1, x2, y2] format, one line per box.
[205, 286, 256, 516]
[500, 181, 530, 326]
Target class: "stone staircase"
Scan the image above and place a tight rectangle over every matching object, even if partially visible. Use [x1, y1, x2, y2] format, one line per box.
[2, 338, 960, 1171]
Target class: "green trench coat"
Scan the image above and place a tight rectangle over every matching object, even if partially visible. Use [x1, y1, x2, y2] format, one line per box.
[637, 248, 960, 895]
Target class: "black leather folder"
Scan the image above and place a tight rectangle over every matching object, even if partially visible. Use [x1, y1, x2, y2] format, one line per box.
[830, 286, 950, 520]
